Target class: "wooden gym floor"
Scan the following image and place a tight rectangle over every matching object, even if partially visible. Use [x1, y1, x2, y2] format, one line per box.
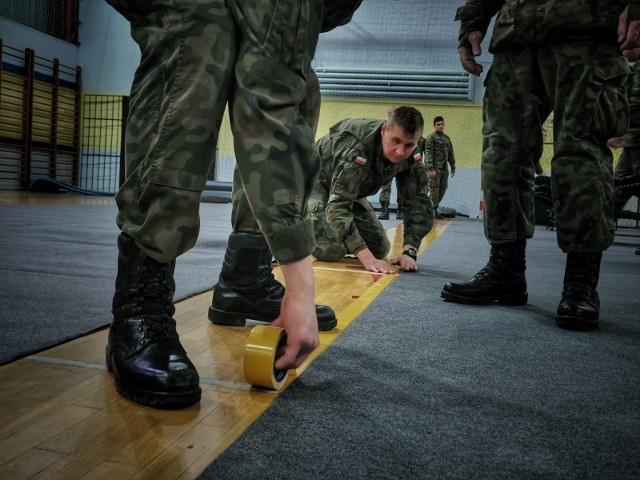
[0, 191, 449, 480]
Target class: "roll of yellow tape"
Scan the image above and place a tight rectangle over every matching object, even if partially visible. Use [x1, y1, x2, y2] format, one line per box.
[244, 325, 289, 389]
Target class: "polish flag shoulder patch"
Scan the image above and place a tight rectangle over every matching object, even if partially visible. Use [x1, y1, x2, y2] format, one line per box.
[413, 152, 422, 162]
[354, 155, 368, 166]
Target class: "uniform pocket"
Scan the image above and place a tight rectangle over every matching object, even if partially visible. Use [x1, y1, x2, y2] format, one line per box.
[590, 56, 629, 140]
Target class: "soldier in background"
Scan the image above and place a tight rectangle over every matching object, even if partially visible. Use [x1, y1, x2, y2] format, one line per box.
[442, 1, 640, 331]
[310, 106, 435, 274]
[378, 179, 403, 220]
[105, 0, 362, 409]
[425, 116, 456, 218]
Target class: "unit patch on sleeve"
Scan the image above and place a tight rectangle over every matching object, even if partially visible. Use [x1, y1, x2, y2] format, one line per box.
[354, 155, 368, 166]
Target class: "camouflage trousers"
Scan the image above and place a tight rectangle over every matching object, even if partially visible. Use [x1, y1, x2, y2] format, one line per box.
[428, 170, 448, 210]
[309, 183, 390, 261]
[378, 178, 403, 206]
[378, 180, 392, 204]
[482, 42, 628, 252]
[108, 0, 323, 264]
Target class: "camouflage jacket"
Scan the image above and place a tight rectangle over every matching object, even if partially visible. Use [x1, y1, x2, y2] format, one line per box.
[455, 0, 640, 52]
[322, 0, 363, 32]
[316, 119, 433, 250]
[424, 131, 455, 173]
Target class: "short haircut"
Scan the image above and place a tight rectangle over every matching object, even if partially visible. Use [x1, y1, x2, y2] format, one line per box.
[433, 116, 444, 124]
[387, 106, 424, 135]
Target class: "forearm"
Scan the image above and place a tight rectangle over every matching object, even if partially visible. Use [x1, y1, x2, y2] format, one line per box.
[455, 0, 502, 49]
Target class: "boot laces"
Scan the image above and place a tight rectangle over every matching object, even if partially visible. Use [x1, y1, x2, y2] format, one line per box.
[139, 314, 178, 343]
[563, 273, 598, 304]
[473, 249, 506, 280]
[139, 261, 174, 314]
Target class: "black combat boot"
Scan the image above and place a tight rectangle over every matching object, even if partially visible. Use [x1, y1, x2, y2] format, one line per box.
[556, 252, 602, 330]
[396, 204, 403, 220]
[378, 202, 390, 220]
[441, 240, 528, 305]
[106, 233, 201, 409]
[209, 232, 337, 331]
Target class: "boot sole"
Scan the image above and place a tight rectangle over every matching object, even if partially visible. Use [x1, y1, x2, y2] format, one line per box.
[555, 315, 599, 331]
[105, 350, 201, 409]
[440, 290, 528, 306]
[208, 306, 337, 331]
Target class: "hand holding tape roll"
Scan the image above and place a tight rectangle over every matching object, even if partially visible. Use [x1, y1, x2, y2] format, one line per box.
[244, 325, 290, 389]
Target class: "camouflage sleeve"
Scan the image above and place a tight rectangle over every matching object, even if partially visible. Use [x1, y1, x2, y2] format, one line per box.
[447, 135, 456, 171]
[454, 0, 503, 50]
[321, 0, 363, 33]
[396, 159, 434, 247]
[326, 152, 369, 254]
[424, 134, 436, 171]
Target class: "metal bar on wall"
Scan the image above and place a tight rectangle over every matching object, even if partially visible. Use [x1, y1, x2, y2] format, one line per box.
[50, 58, 60, 178]
[72, 65, 82, 185]
[21, 48, 34, 188]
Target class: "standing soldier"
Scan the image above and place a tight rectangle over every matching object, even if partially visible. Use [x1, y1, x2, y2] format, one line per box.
[441, 1, 639, 331]
[425, 116, 456, 218]
[311, 106, 435, 274]
[105, 0, 363, 409]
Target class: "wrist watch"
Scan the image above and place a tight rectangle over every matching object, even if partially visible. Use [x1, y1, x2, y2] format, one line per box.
[402, 248, 417, 261]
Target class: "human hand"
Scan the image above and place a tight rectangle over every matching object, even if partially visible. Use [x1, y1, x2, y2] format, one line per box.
[356, 248, 397, 273]
[450, 170, 455, 178]
[272, 258, 319, 371]
[459, 31, 484, 76]
[619, 6, 640, 60]
[394, 254, 417, 272]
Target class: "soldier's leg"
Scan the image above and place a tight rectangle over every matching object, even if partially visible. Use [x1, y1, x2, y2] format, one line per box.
[442, 48, 542, 306]
[228, 0, 323, 264]
[541, 43, 628, 330]
[429, 175, 441, 211]
[106, 0, 235, 408]
[437, 170, 449, 206]
[224, 0, 327, 363]
[378, 180, 391, 219]
[395, 178, 404, 219]
[210, 70, 337, 331]
[309, 184, 349, 262]
[353, 199, 391, 259]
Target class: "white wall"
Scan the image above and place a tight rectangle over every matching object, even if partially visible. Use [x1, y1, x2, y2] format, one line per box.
[0, 16, 79, 65]
[78, 1, 138, 94]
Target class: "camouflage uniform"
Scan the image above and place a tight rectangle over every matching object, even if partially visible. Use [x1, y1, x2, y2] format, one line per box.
[311, 119, 434, 261]
[109, 0, 361, 266]
[104, 0, 363, 408]
[456, 0, 634, 253]
[424, 130, 455, 211]
[614, 62, 640, 216]
[378, 179, 393, 205]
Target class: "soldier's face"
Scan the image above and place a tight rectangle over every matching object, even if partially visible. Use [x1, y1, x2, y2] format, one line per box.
[434, 121, 445, 132]
[381, 123, 423, 163]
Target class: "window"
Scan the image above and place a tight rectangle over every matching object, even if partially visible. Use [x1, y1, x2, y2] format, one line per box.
[0, 0, 79, 44]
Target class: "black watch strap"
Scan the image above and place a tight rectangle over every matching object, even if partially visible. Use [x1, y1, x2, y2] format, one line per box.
[403, 248, 417, 261]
